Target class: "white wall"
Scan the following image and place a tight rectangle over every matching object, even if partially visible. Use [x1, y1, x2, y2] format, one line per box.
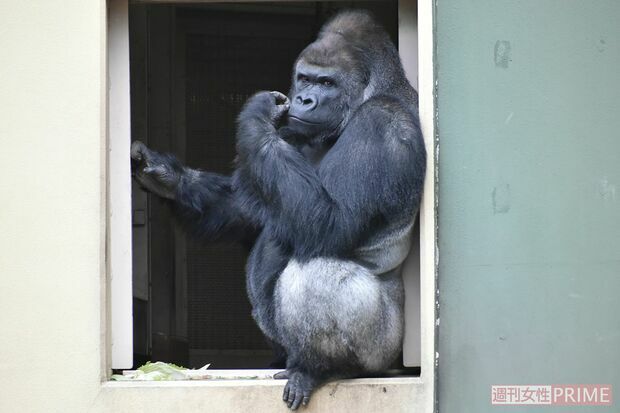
[0, 1, 106, 411]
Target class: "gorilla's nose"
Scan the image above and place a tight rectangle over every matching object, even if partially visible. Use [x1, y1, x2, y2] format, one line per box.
[293, 93, 318, 112]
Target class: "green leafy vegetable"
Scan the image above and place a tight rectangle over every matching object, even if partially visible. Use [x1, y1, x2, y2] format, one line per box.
[110, 361, 210, 381]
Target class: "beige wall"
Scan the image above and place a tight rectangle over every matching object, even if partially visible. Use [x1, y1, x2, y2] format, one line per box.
[0, 2, 433, 412]
[0, 1, 106, 411]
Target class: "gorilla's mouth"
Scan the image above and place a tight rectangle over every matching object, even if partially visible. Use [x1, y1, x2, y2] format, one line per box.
[288, 115, 321, 125]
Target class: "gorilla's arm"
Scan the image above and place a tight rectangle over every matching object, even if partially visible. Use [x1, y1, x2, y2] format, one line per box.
[174, 169, 258, 242]
[235, 93, 424, 258]
[131, 141, 258, 242]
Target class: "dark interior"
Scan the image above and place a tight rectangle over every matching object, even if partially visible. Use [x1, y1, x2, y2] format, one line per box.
[129, 1, 399, 369]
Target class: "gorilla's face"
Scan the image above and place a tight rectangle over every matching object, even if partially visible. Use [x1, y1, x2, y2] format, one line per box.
[285, 41, 367, 143]
[287, 61, 345, 139]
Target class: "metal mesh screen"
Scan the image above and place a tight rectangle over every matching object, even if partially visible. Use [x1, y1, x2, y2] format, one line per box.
[183, 9, 315, 353]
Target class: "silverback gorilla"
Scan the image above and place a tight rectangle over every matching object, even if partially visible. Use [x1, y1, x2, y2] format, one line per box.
[131, 10, 426, 410]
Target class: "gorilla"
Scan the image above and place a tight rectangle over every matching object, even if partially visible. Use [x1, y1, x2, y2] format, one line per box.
[131, 10, 426, 410]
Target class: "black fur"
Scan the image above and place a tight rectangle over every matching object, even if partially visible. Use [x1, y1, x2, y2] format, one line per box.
[131, 10, 425, 410]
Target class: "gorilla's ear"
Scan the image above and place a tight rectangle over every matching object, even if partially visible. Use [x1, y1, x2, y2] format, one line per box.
[362, 78, 376, 101]
[361, 63, 378, 101]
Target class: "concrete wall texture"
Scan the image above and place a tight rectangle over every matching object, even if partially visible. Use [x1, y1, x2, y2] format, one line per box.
[437, 1, 620, 412]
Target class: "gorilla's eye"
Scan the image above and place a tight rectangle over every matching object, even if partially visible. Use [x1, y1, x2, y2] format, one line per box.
[297, 74, 310, 83]
[320, 78, 335, 87]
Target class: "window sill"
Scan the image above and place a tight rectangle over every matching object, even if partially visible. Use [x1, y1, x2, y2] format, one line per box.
[94, 371, 425, 412]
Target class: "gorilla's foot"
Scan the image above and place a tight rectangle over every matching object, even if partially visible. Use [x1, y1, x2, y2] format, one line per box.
[282, 371, 318, 410]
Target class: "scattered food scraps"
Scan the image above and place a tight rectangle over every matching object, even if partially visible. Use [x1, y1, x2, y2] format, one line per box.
[111, 361, 210, 381]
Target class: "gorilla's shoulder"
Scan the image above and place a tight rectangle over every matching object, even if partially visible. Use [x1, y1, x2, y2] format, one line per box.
[344, 95, 423, 153]
[355, 95, 420, 128]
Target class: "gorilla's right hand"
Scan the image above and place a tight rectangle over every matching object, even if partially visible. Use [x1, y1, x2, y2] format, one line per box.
[239, 91, 290, 130]
[130, 141, 181, 200]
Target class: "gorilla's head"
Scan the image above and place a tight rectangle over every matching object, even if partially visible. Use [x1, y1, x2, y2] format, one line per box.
[284, 10, 414, 144]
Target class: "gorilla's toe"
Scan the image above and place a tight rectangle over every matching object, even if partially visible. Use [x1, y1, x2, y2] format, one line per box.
[273, 370, 290, 380]
[283, 371, 315, 410]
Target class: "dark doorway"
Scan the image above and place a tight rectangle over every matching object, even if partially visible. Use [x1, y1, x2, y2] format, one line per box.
[129, 2, 398, 369]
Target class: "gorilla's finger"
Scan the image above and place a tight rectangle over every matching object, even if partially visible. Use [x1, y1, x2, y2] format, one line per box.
[142, 166, 157, 174]
[130, 141, 146, 162]
[270, 91, 290, 106]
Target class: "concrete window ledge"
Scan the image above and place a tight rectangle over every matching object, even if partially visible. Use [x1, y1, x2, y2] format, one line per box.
[92, 374, 424, 412]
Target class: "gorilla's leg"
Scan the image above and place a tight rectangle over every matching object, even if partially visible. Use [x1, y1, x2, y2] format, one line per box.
[275, 260, 404, 409]
[245, 232, 291, 365]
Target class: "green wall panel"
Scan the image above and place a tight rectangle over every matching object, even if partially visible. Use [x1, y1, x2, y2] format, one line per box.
[437, 1, 620, 412]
